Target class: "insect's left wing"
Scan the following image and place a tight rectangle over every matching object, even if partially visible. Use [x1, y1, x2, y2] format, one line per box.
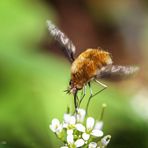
[47, 20, 76, 62]
[97, 65, 139, 81]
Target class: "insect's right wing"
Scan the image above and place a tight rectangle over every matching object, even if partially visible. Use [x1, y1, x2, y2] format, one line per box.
[47, 20, 76, 62]
[97, 65, 139, 81]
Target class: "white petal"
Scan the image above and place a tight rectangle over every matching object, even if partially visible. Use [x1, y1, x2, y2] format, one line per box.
[88, 142, 97, 148]
[69, 116, 76, 125]
[64, 114, 71, 123]
[49, 124, 56, 132]
[101, 135, 111, 146]
[82, 133, 90, 141]
[63, 122, 68, 128]
[75, 124, 85, 132]
[49, 118, 60, 132]
[86, 117, 95, 131]
[91, 130, 103, 137]
[78, 108, 86, 116]
[52, 118, 60, 126]
[67, 134, 74, 144]
[67, 129, 73, 135]
[94, 121, 103, 130]
[77, 108, 86, 122]
[75, 139, 85, 147]
[56, 124, 63, 133]
[60, 146, 68, 148]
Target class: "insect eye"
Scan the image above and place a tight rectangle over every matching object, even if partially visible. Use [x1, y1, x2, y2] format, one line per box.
[69, 80, 72, 85]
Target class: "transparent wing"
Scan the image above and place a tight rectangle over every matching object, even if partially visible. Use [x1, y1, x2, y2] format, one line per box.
[97, 65, 139, 81]
[47, 20, 76, 62]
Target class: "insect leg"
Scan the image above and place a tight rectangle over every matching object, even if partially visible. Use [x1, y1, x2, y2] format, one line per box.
[95, 79, 107, 88]
[86, 80, 107, 114]
[92, 79, 107, 98]
[86, 82, 93, 114]
[79, 85, 86, 106]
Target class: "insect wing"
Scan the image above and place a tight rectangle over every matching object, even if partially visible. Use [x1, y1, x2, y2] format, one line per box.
[98, 65, 139, 81]
[47, 20, 76, 62]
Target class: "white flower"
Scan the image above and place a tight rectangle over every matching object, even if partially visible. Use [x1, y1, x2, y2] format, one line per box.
[75, 139, 85, 147]
[89, 142, 97, 148]
[86, 117, 95, 132]
[90, 119, 103, 137]
[49, 108, 110, 148]
[75, 123, 85, 132]
[94, 121, 103, 131]
[76, 117, 103, 141]
[76, 108, 86, 123]
[49, 118, 63, 134]
[67, 134, 85, 148]
[63, 113, 76, 129]
[101, 135, 111, 147]
[91, 129, 103, 137]
[82, 133, 90, 141]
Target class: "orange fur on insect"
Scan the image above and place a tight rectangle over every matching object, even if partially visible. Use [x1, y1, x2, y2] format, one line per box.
[70, 48, 112, 91]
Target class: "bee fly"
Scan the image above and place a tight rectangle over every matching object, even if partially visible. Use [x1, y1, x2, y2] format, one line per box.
[47, 20, 139, 113]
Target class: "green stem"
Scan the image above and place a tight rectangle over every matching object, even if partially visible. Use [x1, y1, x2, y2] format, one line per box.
[100, 104, 107, 121]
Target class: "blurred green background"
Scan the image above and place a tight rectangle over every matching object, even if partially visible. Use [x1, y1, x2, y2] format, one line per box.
[0, 0, 148, 148]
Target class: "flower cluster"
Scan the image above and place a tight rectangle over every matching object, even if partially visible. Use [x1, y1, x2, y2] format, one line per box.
[50, 108, 111, 148]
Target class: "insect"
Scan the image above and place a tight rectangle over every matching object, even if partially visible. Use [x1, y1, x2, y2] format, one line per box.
[47, 20, 139, 113]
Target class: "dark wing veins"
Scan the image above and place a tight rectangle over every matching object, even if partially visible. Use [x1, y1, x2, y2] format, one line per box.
[97, 65, 139, 81]
[47, 20, 76, 62]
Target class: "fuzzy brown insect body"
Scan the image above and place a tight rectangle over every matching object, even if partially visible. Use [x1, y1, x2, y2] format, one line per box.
[70, 49, 112, 93]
